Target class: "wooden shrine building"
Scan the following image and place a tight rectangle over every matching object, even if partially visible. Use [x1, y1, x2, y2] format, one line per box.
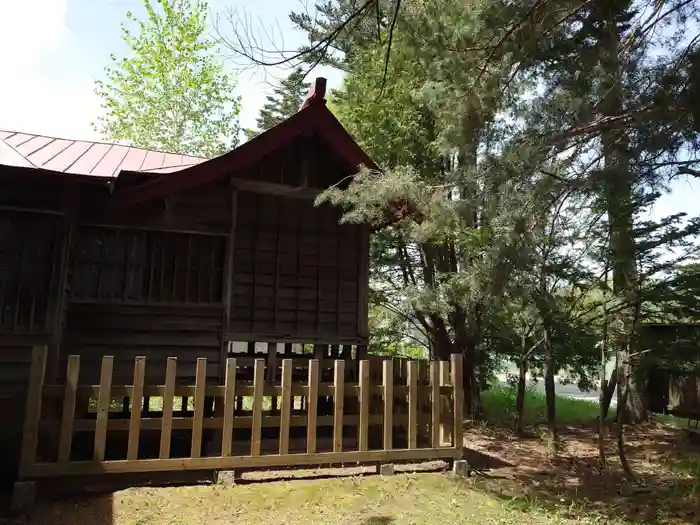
[0, 78, 376, 479]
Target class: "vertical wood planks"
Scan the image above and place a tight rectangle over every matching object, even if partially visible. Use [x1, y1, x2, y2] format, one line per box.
[222, 358, 236, 456]
[19, 345, 48, 472]
[190, 358, 207, 458]
[430, 361, 440, 448]
[127, 357, 146, 460]
[451, 353, 464, 449]
[279, 359, 292, 454]
[439, 360, 451, 445]
[407, 360, 418, 449]
[57, 355, 80, 462]
[333, 360, 345, 453]
[94, 356, 114, 462]
[159, 357, 177, 459]
[358, 359, 370, 451]
[383, 359, 394, 450]
[306, 359, 319, 453]
[251, 359, 265, 456]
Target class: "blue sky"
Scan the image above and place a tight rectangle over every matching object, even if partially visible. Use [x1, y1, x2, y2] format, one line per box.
[0, 0, 697, 222]
[0, 0, 342, 138]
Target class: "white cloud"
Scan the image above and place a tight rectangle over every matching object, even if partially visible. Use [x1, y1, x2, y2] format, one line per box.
[0, 0, 101, 140]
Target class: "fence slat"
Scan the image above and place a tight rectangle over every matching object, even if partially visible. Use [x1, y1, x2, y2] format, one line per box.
[19, 345, 48, 472]
[222, 358, 236, 456]
[306, 359, 319, 453]
[407, 360, 418, 449]
[94, 356, 114, 462]
[268, 342, 279, 413]
[439, 360, 451, 445]
[160, 357, 177, 459]
[358, 359, 370, 451]
[127, 357, 146, 460]
[430, 361, 440, 448]
[251, 358, 265, 456]
[191, 358, 207, 458]
[25, 447, 460, 478]
[57, 355, 80, 463]
[451, 353, 464, 449]
[279, 359, 292, 454]
[333, 360, 345, 453]
[383, 359, 393, 450]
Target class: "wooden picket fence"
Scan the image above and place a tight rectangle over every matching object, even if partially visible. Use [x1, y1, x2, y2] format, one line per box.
[19, 346, 464, 478]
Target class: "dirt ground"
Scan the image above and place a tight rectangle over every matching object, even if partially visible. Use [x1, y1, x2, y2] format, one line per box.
[462, 418, 700, 524]
[1, 419, 698, 525]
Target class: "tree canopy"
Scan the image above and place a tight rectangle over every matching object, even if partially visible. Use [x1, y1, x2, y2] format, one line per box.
[248, 68, 310, 137]
[93, 0, 241, 157]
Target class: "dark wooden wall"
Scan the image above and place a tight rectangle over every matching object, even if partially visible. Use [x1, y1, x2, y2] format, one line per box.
[0, 131, 371, 478]
[230, 192, 366, 344]
[0, 209, 62, 397]
[60, 304, 222, 384]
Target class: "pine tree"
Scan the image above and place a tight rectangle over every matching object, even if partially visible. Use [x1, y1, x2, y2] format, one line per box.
[250, 69, 310, 136]
[300, 0, 700, 432]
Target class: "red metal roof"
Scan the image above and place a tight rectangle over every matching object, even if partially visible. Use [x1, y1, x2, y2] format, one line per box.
[0, 131, 206, 178]
[112, 78, 378, 211]
[1, 78, 378, 210]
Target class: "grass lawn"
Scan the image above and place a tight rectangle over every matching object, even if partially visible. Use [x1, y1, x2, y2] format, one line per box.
[481, 386, 606, 427]
[21, 472, 624, 525]
[7, 387, 699, 525]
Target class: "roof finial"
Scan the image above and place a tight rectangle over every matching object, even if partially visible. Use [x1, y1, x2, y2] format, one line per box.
[299, 77, 327, 111]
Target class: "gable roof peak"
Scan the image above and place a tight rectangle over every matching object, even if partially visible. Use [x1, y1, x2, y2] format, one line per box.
[299, 77, 327, 111]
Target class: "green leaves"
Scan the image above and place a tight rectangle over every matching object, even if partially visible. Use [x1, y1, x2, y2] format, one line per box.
[251, 68, 310, 135]
[93, 0, 241, 157]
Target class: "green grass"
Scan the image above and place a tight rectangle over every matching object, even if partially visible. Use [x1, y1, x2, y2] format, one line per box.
[24, 473, 624, 525]
[481, 386, 607, 427]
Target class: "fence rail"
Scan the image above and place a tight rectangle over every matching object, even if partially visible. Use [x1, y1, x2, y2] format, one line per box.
[19, 345, 464, 478]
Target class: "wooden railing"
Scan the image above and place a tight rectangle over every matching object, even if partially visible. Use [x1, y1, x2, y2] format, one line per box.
[19, 346, 464, 478]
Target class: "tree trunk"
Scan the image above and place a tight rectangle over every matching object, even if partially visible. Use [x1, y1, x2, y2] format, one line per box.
[617, 357, 634, 478]
[515, 335, 528, 435]
[463, 354, 483, 420]
[543, 327, 557, 456]
[624, 378, 647, 423]
[596, 0, 647, 424]
[600, 367, 617, 420]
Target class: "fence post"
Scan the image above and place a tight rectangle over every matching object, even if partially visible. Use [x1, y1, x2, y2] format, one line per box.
[333, 360, 345, 452]
[222, 358, 236, 457]
[191, 358, 207, 458]
[358, 360, 370, 451]
[57, 355, 80, 463]
[439, 361, 452, 445]
[430, 361, 440, 448]
[160, 357, 177, 459]
[307, 360, 319, 453]
[127, 357, 146, 460]
[407, 360, 418, 449]
[251, 359, 265, 456]
[383, 359, 394, 450]
[93, 356, 114, 462]
[451, 353, 464, 451]
[19, 345, 48, 476]
[279, 359, 292, 454]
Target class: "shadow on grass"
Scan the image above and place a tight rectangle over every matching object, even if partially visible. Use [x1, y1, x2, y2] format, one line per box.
[465, 424, 700, 525]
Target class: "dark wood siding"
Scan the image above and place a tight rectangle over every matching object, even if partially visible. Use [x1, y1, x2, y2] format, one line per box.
[60, 303, 222, 384]
[69, 226, 225, 304]
[0, 210, 60, 334]
[229, 192, 364, 343]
